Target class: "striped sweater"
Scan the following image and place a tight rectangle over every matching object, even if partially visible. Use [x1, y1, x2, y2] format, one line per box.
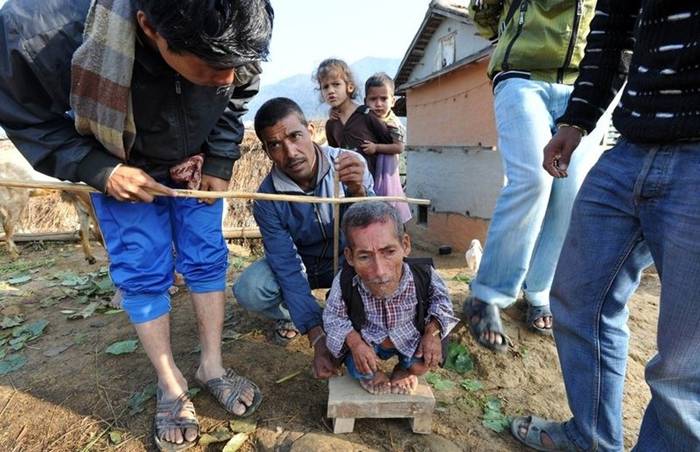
[557, 1, 700, 143]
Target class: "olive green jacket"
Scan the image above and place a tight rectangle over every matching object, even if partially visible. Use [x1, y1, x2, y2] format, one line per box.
[470, 0, 596, 84]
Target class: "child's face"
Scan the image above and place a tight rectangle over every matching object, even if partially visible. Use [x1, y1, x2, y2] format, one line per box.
[320, 71, 353, 108]
[365, 84, 395, 118]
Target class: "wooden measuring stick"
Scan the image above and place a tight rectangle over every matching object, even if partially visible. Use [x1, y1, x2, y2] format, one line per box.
[0, 179, 431, 205]
[332, 170, 341, 275]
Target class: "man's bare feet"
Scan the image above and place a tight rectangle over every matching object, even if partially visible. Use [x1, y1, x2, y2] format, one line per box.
[358, 371, 391, 395]
[389, 366, 418, 394]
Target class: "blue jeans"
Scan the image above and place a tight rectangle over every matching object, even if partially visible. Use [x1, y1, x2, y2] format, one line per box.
[344, 344, 422, 381]
[553, 139, 700, 451]
[92, 194, 228, 324]
[471, 78, 604, 308]
[232, 258, 333, 322]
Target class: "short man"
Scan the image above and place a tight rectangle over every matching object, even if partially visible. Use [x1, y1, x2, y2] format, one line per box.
[323, 202, 458, 395]
[0, 0, 272, 449]
[466, 0, 606, 349]
[233, 97, 374, 378]
[512, 1, 700, 450]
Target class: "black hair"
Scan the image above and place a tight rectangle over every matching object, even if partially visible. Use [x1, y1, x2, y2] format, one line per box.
[364, 72, 395, 95]
[313, 58, 359, 101]
[137, 0, 274, 68]
[254, 97, 308, 141]
[342, 201, 403, 249]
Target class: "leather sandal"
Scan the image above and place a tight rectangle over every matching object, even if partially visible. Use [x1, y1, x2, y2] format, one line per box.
[527, 304, 553, 336]
[511, 415, 579, 451]
[195, 368, 262, 417]
[153, 388, 199, 452]
[464, 297, 512, 352]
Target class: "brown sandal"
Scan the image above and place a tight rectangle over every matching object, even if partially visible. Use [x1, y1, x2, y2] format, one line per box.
[195, 368, 262, 417]
[153, 388, 199, 451]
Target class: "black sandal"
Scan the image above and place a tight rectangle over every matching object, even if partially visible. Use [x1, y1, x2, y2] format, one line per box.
[463, 297, 512, 352]
[273, 319, 300, 345]
[527, 304, 553, 336]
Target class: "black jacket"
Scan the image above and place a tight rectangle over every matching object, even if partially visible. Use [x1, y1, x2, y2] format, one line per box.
[0, 0, 259, 191]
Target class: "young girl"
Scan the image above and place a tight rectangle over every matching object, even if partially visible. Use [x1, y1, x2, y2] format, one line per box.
[364, 72, 411, 222]
[315, 60, 410, 221]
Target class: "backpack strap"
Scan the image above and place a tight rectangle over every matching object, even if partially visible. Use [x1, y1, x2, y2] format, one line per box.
[404, 257, 433, 334]
[340, 261, 366, 331]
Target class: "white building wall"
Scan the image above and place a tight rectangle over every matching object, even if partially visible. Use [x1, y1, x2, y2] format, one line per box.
[407, 18, 489, 83]
[406, 146, 503, 219]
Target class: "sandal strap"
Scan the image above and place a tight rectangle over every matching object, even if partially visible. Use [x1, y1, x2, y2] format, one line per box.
[155, 389, 199, 438]
[527, 304, 552, 325]
[203, 369, 260, 414]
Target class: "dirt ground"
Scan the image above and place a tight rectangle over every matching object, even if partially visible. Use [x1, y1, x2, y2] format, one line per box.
[0, 235, 660, 452]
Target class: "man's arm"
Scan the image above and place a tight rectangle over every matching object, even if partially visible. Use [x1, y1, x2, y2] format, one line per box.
[202, 72, 261, 181]
[321, 275, 355, 358]
[556, 0, 640, 133]
[415, 268, 459, 368]
[253, 199, 323, 334]
[425, 268, 460, 338]
[544, 0, 639, 178]
[0, 22, 121, 191]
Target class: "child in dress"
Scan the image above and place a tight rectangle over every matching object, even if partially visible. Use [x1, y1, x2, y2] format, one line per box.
[314, 58, 394, 178]
[363, 73, 411, 222]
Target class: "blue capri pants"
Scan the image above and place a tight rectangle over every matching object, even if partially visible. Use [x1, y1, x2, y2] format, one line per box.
[91, 193, 228, 324]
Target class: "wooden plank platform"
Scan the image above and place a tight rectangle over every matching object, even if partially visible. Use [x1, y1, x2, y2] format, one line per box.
[327, 374, 435, 434]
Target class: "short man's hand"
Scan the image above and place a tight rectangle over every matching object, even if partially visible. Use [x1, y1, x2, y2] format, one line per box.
[347, 331, 378, 375]
[334, 152, 366, 197]
[360, 140, 377, 155]
[329, 108, 341, 121]
[199, 174, 229, 204]
[106, 165, 175, 203]
[415, 321, 442, 369]
[543, 126, 584, 178]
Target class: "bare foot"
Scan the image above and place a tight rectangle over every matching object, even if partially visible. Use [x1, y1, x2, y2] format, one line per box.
[389, 367, 418, 395]
[358, 371, 391, 395]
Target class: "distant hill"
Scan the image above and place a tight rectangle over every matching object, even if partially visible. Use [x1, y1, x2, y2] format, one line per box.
[243, 56, 401, 123]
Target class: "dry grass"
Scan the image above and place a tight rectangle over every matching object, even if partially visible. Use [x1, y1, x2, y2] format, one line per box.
[15, 122, 327, 233]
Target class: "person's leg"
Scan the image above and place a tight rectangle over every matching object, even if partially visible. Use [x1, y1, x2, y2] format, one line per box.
[468, 78, 558, 346]
[170, 197, 255, 415]
[232, 259, 291, 321]
[91, 194, 195, 445]
[542, 141, 654, 451]
[523, 82, 608, 330]
[632, 142, 700, 451]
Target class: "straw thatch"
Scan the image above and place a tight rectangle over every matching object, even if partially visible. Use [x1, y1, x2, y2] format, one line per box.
[12, 122, 327, 234]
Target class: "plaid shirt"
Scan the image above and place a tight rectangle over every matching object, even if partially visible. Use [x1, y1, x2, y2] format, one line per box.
[323, 263, 458, 358]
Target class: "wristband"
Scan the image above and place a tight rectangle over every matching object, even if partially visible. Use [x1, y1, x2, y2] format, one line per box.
[557, 123, 588, 137]
[310, 332, 326, 349]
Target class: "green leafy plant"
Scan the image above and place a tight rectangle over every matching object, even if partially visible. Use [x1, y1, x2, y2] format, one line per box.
[105, 339, 139, 355]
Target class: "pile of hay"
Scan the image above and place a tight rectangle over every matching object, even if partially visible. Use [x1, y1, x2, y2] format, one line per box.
[16, 123, 326, 233]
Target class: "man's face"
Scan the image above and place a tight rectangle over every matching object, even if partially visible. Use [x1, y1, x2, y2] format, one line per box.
[365, 84, 395, 118]
[137, 11, 237, 87]
[259, 114, 318, 190]
[345, 220, 411, 298]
